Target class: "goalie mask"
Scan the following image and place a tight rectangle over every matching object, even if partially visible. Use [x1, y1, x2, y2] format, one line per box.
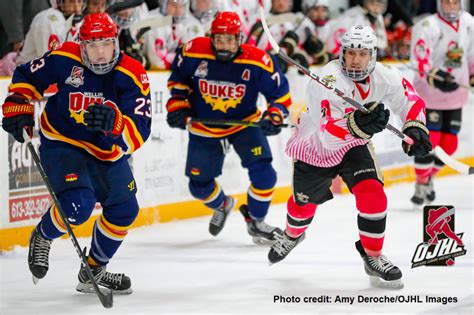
[210, 11, 243, 63]
[339, 25, 377, 81]
[437, 0, 463, 22]
[79, 13, 120, 75]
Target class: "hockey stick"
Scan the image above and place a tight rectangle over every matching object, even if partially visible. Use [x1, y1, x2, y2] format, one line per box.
[22, 129, 113, 308]
[106, 0, 144, 14]
[266, 12, 300, 25]
[259, 7, 414, 145]
[189, 118, 295, 128]
[434, 146, 474, 175]
[129, 15, 173, 40]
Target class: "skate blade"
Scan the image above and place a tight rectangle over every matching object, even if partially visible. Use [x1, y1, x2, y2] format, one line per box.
[369, 276, 404, 290]
[252, 236, 276, 246]
[32, 275, 40, 285]
[76, 282, 133, 295]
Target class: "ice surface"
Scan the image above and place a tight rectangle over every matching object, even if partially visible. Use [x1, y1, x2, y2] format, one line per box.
[1, 175, 473, 314]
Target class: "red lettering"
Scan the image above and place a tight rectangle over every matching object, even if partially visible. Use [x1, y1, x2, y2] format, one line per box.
[217, 85, 227, 97]
[69, 92, 83, 111]
[199, 80, 208, 94]
[235, 85, 245, 98]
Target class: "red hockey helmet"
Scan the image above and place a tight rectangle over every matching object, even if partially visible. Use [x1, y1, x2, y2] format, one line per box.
[211, 11, 242, 36]
[79, 13, 118, 41]
[79, 13, 120, 75]
[210, 12, 242, 62]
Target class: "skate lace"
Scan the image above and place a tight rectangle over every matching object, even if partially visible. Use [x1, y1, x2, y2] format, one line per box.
[368, 255, 395, 273]
[101, 271, 123, 285]
[33, 236, 52, 267]
[272, 235, 297, 256]
[210, 210, 225, 226]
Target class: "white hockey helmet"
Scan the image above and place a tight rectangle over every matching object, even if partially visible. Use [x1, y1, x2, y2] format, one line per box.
[190, 0, 216, 22]
[437, 0, 464, 22]
[160, 0, 189, 23]
[363, 0, 387, 16]
[339, 25, 377, 81]
[301, 0, 328, 14]
[108, 0, 137, 29]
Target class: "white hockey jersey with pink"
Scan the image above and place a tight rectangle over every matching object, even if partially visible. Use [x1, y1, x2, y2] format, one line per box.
[17, 8, 80, 64]
[286, 61, 426, 168]
[410, 12, 474, 110]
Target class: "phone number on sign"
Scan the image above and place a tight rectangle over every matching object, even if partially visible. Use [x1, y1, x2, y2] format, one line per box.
[9, 195, 51, 223]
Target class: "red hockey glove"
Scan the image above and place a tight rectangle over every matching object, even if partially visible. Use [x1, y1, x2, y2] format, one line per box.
[2, 93, 34, 143]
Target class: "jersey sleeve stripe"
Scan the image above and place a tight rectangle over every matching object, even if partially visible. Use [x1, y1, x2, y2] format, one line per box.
[50, 50, 83, 63]
[9, 83, 43, 100]
[122, 115, 144, 153]
[405, 99, 426, 122]
[115, 66, 150, 96]
[40, 112, 123, 161]
[274, 92, 292, 108]
[167, 81, 192, 92]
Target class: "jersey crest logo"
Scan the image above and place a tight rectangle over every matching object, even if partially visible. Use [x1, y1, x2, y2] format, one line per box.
[68, 92, 104, 125]
[194, 61, 208, 78]
[321, 75, 336, 88]
[444, 41, 463, 69]
[242, 69, 251, 81]
[65, 66, 85, 88]
[199, 79, 246, 113]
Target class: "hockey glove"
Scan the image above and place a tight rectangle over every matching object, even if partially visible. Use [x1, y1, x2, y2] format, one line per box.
[427, 68, 459, 92]
[260, 106, 284, 136]
[279, 30, 299, 56]
[347, 102, 390, 139]
[302, 32, 324, 57]
[402, 121, 432, 158]
[166, 96, 192, 130]
[84, 103, 124, 136]
[292, 50, 310, 76]
[2, 93, 34, 143]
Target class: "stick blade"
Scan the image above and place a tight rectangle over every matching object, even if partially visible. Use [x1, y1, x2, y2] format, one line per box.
[434, 146, 470, 175]
[98, 289, 114, 308]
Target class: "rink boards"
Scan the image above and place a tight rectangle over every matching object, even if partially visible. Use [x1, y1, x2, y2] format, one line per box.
[0, 63, 472, 251]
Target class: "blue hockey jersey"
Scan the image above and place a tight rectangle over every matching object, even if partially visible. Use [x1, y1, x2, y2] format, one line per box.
[9, 42, 151, 162]
[168, 37, 292, 138]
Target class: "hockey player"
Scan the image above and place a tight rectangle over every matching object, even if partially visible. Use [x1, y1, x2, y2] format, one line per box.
[17, 0, 86, 64]
[409, 0, 474, 206]
[166, 12, 291, 244]
[268, 25, 431, 289]
[144, 0, 196, 70]
[1, 13, 151, 294]
[327, 0, 388, 58]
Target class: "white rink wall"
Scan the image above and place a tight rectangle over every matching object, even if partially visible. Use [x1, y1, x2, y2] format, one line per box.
[0, 64, 472, 232]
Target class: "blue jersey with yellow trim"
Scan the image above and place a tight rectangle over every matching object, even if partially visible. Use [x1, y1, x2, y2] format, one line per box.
[9, 42, 151, 162]
[168, 37, 292, 138]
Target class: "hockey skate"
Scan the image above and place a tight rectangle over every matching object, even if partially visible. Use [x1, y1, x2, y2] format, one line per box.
[239, 204, 283, 245]
[355, 240, 403, 289]
[76, 260, 133, 295]
[28, 227, 52, 284]
[410, 177, 435, 208]
[209, 195, 235, 236]
[268, 232, 305, 265]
